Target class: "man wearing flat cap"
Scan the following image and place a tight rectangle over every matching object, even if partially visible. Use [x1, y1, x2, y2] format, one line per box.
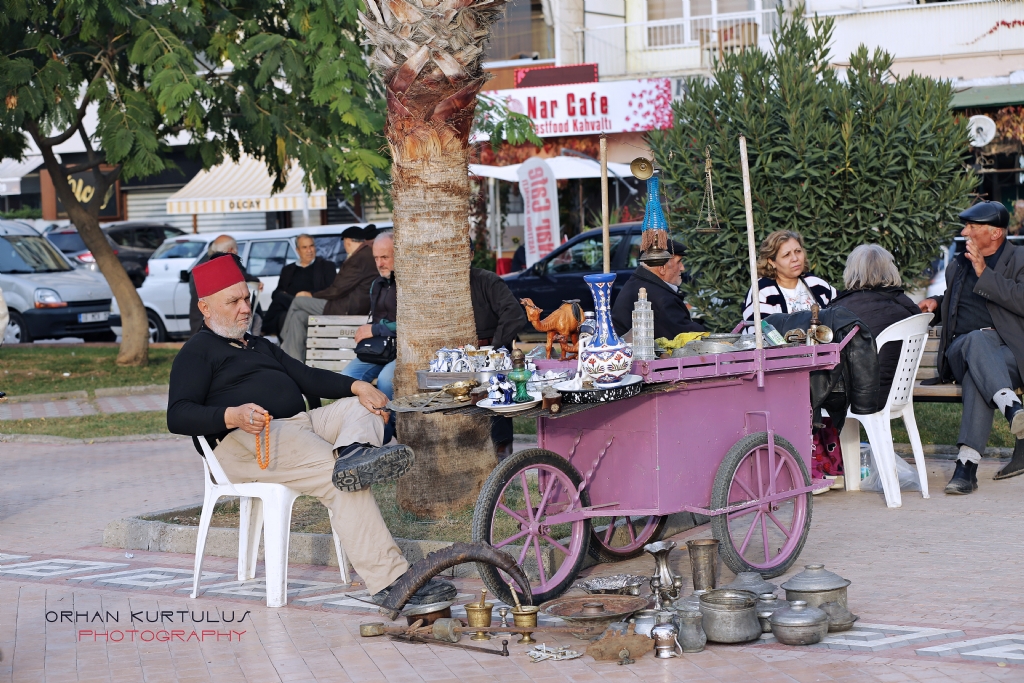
[280, 225, 380, 362]
[611, 240, 706, 340]
[919, 201, 1024, 494]
[167, 256, 455, 605]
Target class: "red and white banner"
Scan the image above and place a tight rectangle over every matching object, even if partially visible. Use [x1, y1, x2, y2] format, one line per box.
[518, 157, 560, 267]
[487, 78, 673, 138]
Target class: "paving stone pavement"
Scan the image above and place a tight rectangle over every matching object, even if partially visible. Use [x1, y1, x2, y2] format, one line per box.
[3, 437, 1024, 682]
[0, 394, 168, 420]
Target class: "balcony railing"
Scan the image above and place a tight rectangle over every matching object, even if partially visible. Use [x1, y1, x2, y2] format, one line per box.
[574, 0, 1022, 80]
[575, 8, 778, 77]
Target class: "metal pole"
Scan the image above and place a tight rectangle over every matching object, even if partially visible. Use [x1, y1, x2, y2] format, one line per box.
[738, 135, 764, 387]
[600, 134, 610, 274]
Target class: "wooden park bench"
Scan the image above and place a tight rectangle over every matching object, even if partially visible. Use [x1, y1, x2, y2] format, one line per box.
[912, 327, 960, 402]
[304, 315, 366, 372]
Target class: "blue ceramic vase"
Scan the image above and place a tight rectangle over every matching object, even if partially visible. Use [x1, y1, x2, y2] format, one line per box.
[581, 273, 633, 387]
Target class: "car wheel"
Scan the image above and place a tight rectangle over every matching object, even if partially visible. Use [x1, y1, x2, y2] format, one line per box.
[147, 310, 167, 344]
[4, 310, 30, 344]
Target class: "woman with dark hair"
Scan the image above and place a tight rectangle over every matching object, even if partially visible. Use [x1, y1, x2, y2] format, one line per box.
[830, 244, 920, 412]
[743, 230, 836, 321]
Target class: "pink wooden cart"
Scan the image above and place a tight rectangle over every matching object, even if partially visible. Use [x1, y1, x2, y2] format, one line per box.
[470, 337, 854, 605]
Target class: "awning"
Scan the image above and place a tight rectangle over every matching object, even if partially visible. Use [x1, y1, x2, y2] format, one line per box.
[0, 156, 43, 196]
[469, 156, 633, 182]
[166, 154, 327, 215]
[951, 84, 1024, 109]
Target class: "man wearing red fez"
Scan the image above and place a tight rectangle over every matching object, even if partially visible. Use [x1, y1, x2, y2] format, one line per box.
[167, 256, 455, 605]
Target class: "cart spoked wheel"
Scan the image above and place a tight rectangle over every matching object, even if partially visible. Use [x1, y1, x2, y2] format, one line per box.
[588, 514, 667, 561]
[711, 432, 812, 578]
[473, 449, 592, 605]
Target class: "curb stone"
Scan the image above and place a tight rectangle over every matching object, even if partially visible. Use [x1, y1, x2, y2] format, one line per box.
[0, 433, 183, 445]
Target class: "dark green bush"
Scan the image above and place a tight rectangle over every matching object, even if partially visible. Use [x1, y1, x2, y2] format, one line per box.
[648, 9, 976, 331]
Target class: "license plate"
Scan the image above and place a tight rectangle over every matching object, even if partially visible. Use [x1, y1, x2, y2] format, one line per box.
[78, 312, 110, 323]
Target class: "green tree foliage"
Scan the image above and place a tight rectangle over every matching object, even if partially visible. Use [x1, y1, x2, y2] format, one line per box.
[0, 0, 388, 364]
[0, 0, 388, 190]
[648, 9, 976, 331]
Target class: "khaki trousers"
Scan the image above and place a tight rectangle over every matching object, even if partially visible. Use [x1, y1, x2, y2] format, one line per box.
[215, 397, 409, 594]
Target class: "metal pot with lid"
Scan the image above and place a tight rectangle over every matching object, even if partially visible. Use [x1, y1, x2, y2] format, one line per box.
[769, 600, 829, 645]
[755, 593, 788, 633]
[781, 564, 851, 608]
[723, 571, 778, 597]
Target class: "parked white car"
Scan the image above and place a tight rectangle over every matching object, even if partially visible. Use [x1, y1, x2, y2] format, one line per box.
[110, 223, 390, 342]
[0, 220, 115, 344]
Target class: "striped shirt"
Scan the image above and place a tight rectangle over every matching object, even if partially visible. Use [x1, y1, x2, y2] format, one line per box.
[743, 275, 837, 321]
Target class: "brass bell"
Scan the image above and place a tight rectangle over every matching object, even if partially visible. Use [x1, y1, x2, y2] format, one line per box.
[630, 157, 654, 180]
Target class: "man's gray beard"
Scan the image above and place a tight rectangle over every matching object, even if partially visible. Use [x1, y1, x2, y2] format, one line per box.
[207, 315, 249, 340]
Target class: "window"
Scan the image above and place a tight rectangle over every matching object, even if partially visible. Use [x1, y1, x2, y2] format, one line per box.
[627, 233, 643, 269]
[108, 229, 133, 247]
[47, 232, 87, 253]
[547, 235, 622, 274]
[247, 240, 292, 277]
[162, 228, 184, 240]
[314, 236, 345, 267]
[133, 227, 168, 250]
[151, 240, 207, 259]
[0, 236, 72, 273]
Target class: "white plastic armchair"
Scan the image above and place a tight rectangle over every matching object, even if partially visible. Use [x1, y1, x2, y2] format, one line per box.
[191, 436, 349, 608]
[840, 313, 933, 508]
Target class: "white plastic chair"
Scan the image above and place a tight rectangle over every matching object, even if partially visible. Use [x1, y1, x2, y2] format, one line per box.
[191, 437, 350, 607]
[840, 313, 933, 508]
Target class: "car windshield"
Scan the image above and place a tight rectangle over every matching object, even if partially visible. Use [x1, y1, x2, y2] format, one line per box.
[151, 240, 207, 260]
[0, 235, 72, 273]
[48, 232, 88, 253]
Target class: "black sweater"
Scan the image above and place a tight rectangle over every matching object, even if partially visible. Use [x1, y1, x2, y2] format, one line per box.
[167, 326, 356, 446]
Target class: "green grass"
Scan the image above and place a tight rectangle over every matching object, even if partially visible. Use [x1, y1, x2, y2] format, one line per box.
[513, 416, 537, 435]
[887, 402, 1016, 449]
[0, 411, 169, 439]
[1, 346, 178, 396]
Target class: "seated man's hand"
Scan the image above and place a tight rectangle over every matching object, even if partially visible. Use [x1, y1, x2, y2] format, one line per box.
[296, 291, 312, 298]
[919, 298, 938, 313]
[352, 381, 389, 421]
[354, 323, 373, 343]
[226, 403, 271, 435]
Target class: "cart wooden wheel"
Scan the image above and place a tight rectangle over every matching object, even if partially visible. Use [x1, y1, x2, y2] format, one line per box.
[472, 448, 592, 605]
[710, 432, 812, 578]
[589, 514, 667, 561]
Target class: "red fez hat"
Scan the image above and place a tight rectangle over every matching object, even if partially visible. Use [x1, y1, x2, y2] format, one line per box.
[193, 256, 245, 298]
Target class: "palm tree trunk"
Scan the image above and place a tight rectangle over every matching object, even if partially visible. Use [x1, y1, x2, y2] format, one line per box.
[361, 0, 507, 516]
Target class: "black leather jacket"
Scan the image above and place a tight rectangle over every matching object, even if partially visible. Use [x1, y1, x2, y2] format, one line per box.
[765, 306, 879, 432]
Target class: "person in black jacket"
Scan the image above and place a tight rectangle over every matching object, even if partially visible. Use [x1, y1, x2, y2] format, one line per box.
[261, 234, 336, 336]
[918, 201, 1024, 494]
[343, 233, 397, 398]
[829, 245, 920, 413]
[471, 267, 530, 349]
[611, 240, 705, 339]
[168, 255, 454, 606]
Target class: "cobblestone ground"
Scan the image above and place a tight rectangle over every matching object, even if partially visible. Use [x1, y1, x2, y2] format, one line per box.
[2, 438, 1024, 682]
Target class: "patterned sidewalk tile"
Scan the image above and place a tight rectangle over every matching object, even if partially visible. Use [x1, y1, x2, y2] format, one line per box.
[0, 559, 129, 578]
[918, 633, 1024, 662]
[0, 553, 30, 562]
[67, 566, 229, 588]
[178, 577, 346, 600]
[0, 399, 96, 420]
[94, 394, 168, 413]
[757, 622, 966, 651]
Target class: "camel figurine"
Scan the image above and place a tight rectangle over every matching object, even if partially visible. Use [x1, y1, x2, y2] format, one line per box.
[521, 298, 584, 360]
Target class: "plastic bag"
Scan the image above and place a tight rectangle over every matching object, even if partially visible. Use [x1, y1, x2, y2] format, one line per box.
[859, 443, 921, 492]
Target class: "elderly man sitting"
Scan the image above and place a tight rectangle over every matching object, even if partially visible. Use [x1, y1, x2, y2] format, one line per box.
[919, 201, 1024, 494]
[167, 256, 454, 603]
